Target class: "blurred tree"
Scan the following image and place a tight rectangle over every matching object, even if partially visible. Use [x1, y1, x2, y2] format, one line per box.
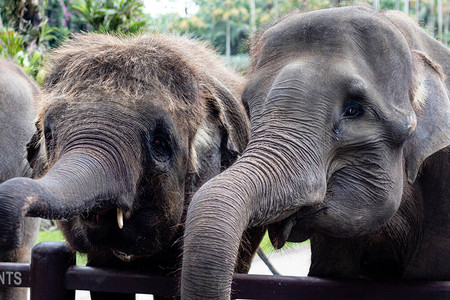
[1, 0, 42, 34]
[70, 0, 149, 33]
[0, 27, 48, 82]
[185, 0, 278, 56]
[0, 0, 48, 51]
[0, 0, 447, 81]
[438, 0, 443, 40]
[250, 0, 255, 36]
[166, 0, 448, 62]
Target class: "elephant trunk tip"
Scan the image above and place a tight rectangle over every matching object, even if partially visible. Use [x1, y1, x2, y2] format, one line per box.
[0, 177, 38, 253]
[182, 178, 252, 299]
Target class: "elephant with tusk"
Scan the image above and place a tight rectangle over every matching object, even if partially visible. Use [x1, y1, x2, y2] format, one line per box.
[0, 57, 40, 300]
[181, 7, 450, 299]
[0, 34, 265, 299]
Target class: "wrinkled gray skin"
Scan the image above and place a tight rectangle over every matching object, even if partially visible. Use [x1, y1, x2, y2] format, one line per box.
[182, 7, 450, 299]
[0, 34, 264, 300]
[0, 58, 40, 300]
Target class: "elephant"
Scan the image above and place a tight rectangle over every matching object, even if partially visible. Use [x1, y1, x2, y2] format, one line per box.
[0, 34, 265, 299]
[0, 58, 40, 300]
[181, 6, 450, 299]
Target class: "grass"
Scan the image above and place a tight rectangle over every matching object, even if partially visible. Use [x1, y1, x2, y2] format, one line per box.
[259, 232, 308, 254]
[36, 230, 87, 266]
[37, 230, 307, 266]
[35, 230, 65, 244]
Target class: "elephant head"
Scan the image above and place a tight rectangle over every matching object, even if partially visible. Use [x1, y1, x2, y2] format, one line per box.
[181, 7, 450, 299]
[0, 34, 250, 270]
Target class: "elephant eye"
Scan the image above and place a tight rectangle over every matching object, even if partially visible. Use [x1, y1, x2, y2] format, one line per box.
[44, 125, 56, 151]
[342, 101, 364, 119]
[152, 130, 172, 159]
[153, 137, 169, 151]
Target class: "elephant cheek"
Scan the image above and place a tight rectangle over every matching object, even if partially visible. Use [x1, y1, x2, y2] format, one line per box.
[315, 180, 403, 237]
[58, 219, 92, 253]
[329, 152, 405, 236]
[319, 198, 400, 238]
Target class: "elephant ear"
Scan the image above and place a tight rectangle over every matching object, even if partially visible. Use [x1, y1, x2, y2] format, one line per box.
[207, 76, 250, 167]
[190, 76, 250, 178]
[383, 11, 450, 183]
[26, 121, 48, 178]
[404, 51, 450, 184]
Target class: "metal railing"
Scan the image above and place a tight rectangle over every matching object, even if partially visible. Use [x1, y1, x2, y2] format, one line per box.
[1, 241, 450, 299]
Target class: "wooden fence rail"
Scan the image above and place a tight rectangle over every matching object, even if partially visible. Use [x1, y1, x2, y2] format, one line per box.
[0, 241, 449, 299]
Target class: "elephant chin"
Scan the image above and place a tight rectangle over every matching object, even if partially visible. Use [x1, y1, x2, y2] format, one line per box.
[268, 216, 298, 249]
[111, 249, 141, 262]
[268, 206, 322, 249]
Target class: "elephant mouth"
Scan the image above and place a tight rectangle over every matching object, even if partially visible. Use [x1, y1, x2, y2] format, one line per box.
[111, 249, 142, 262]
[80, 206, 125, 229]
[268, 206, 326, 249]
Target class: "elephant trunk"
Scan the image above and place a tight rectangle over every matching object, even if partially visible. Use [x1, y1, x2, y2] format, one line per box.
[0, 147, 139, 252]
[182, 137, 326, 299]
[182, 174, 250, 299]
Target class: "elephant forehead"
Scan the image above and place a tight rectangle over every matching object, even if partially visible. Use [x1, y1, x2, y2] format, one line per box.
[250, 12, 415, 115]
[256, 7, 413, 79]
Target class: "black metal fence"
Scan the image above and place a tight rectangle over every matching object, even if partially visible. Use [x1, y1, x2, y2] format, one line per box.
[1, 241, 450, 299]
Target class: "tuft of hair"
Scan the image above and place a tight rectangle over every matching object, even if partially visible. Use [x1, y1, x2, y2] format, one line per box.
[41, 33, 244, 173]
[44, 33, 241, 104]
[190, 120, 220, 174]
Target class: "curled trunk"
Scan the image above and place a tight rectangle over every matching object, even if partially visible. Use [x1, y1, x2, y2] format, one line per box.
[182, 141, 325, 299]
[0, 150, 136, 252]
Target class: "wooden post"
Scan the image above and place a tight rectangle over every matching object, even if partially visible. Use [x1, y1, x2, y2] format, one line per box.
[30, 242, 76, 300]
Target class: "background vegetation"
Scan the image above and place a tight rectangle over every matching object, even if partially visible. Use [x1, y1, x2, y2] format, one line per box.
[0, 0, 448, 256]
[0, 0, 449, 81]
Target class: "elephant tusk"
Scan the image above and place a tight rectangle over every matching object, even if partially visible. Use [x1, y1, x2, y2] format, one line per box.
[117, 208, 124, 229]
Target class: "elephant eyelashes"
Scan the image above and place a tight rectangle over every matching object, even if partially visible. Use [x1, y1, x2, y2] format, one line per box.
[342, 101, 364, 119]
[153, 137, 169, 152]
[44, 126, 56, 152]
[151, 130, 172, 159]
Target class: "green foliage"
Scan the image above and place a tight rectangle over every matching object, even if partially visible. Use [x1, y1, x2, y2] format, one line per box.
[149, 13, 184, 33]
[70, 0, 149, 33]
[35, 229, 65, 244]
[0, 28, 43, 79]
[0, 22, 58, 83]
[36, 230, 87, 266]
[172, 0, 448, 55]
[0, 0, 60, 82]
[0, 28, 25, 58]
[208, 20, 249, 55]
[167, 0, 251, 55]
[225, 53, 250, 74]
[259, 232, 305, 253]
[37, 20, 58, 45]
[0, 0, 46, 46]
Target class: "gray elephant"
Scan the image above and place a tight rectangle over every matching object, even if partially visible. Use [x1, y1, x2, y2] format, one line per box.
[0, 58, 40, 300]
[181, 7, 450, 299]
[0, 34, 265, 299]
